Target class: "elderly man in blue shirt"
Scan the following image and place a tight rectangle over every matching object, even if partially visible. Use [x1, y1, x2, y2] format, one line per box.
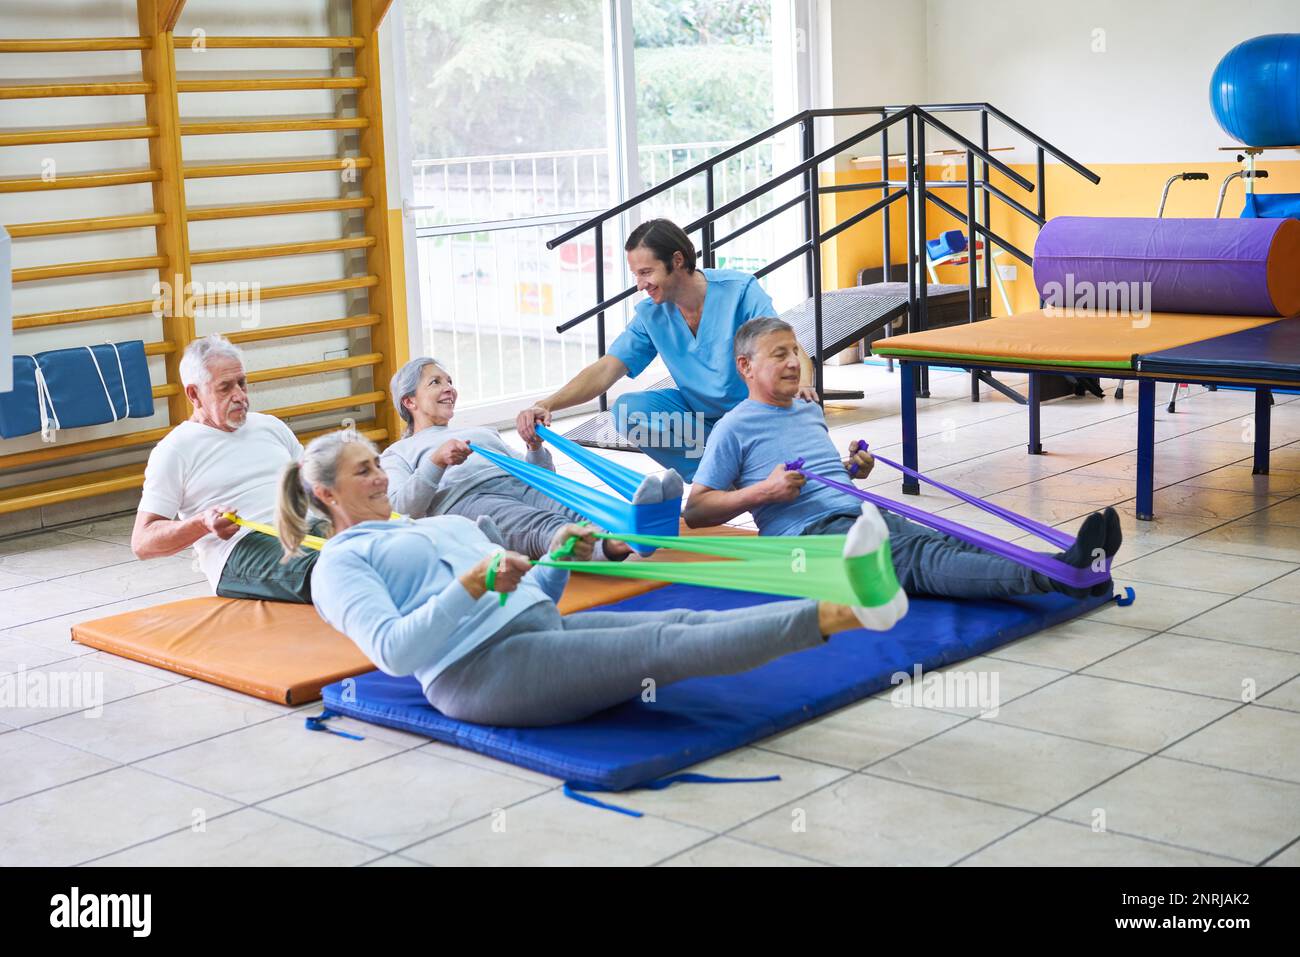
[515, 218, 815, 481]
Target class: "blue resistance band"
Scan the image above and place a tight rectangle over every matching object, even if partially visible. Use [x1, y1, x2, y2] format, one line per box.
[467, 423, 680, 551]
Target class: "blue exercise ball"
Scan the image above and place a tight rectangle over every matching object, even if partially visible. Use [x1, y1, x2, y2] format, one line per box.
[1210, 34, 1300, 146]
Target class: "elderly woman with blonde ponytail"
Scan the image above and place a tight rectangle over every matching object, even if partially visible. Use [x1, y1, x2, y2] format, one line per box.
[286, 429, 877, 728]
[379, 357, 669, 561]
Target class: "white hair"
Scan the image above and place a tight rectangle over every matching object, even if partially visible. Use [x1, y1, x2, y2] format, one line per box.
[179, 334, 245, 388]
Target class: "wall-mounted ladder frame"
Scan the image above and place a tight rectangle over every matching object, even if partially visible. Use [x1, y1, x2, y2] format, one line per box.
[0, 0, 400, 516]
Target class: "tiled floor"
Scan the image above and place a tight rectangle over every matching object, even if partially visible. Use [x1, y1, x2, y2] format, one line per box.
[1, 363, 1298, 866]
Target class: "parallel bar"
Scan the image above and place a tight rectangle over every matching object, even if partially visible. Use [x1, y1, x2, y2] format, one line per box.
[187, 196, 372, 221]
[246, 353, 382, 385]
[183, 156, 369, 179]
[0, 428, 169, 471]
[0, 80, 153, 99]
[981, 176, 1044, 226]
[4, 213, 165, 238]
[0, 169, 161, 193]
[982, 102, 1100, 184]
[0, 466, 148, 515]
[14, 299, 158, 330]
[924, 189, 1034, 266]
[712, 192, 803, 248]
[0, 37, 152, 52]
[548, 109, 816, 247]
[13, 254, 166, 283]
[180, 116, 369, 135]
[193, 36, 365, 49]
[966, 150, 977, 327]
[263, 390, 385, 420]
[176, 76, 366, 93]
[818, 188, 906, 244]
[0, 124, 157, 147]
[191, 235, 374, 265]
[225, 313, 381, 344]
[754, 239, 813, 280]
[193, 275, 378, 308]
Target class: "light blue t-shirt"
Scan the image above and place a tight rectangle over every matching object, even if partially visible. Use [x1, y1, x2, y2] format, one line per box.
[607, 268, 775, 418]
[692, 398, 856, 537]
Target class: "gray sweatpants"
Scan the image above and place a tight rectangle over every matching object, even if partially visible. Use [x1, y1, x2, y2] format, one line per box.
[804, 510, 1043, 599]
[443, 475, 606, 560]
[427, 598, 824, 727]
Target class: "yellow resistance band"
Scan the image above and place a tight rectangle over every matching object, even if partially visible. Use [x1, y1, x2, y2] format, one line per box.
[224, 513, 401, 552]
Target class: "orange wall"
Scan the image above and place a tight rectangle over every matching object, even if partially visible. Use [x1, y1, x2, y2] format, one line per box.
[823, 158, 1300, 315]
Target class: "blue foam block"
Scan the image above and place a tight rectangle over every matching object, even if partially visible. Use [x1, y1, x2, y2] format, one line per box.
[320, 584, 1111, 792]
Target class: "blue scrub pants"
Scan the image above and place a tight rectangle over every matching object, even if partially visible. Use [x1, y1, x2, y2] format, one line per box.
[610, 388, 717, 481]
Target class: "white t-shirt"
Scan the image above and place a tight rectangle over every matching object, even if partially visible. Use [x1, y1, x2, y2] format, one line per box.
[138, 412, 303, 590]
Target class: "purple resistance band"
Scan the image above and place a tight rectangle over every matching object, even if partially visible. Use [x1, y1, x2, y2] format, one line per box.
[784, 441, 1110, 590]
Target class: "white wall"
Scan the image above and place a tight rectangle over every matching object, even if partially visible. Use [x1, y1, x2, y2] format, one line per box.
[926, 0, 1300, 164]
[812, 0, 1300, 165]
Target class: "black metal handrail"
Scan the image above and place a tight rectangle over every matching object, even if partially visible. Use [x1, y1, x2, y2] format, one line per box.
[545, 102, 1101, 403]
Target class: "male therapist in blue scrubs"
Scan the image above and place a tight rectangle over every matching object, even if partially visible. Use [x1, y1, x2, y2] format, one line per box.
[515, 218, 816, 481]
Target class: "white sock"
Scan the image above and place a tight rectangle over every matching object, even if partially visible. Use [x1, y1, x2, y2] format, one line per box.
[659, 468, 684, 502]
[843, 502, 909, 631]
[632, 473, 664, 505]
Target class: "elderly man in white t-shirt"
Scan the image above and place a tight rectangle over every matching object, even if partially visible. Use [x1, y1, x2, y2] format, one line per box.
[131, 334, 316, 603]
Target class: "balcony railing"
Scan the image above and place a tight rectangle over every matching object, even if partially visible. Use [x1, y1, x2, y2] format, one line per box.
[410, 139, 793, 407]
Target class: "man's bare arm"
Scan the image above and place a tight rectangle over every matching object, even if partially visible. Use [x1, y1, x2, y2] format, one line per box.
[131, 508, 236, 560]
[516, 354, 628, 443]
[683, 466, 806, 528]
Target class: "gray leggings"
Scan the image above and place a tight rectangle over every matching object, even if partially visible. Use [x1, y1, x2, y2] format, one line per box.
[427, 598, 824, 727]
[804, 510, 1043, 599]
[443, 475, 602, 560]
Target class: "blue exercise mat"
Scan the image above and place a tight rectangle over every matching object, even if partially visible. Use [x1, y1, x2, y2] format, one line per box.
[315, 583, 1116, 810]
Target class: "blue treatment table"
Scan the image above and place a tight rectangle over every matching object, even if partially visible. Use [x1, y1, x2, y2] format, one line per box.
[891, 324, 1296, 522]
[1132, 321, 1299, 519]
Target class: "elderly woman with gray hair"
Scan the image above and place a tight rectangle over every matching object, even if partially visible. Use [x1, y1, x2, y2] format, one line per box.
[381, 357, 682, 560]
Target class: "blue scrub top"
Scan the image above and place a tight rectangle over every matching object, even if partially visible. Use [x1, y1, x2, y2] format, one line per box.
[607, 268, 776, 418]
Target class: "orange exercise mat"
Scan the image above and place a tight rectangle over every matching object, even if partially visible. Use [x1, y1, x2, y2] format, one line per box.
[71, 523, 752, 705]
[871, 310, 1286, 369]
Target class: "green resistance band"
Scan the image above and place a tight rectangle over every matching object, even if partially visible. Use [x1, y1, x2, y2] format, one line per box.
[535, 529, 902, 608]
[484, 550, 508, 606]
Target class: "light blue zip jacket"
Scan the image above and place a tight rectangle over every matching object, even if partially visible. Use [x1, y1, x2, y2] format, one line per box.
[311, 515, 569, 697]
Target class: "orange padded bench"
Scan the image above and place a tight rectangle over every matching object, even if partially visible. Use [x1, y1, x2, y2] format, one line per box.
[72, 523, 751, 705]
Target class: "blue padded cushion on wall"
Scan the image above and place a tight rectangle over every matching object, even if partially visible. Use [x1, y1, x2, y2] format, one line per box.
[0, 340, 153, 439]
[317, 583, 1114, 801]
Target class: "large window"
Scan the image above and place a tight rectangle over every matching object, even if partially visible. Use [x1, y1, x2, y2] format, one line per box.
[401, 0, 800, 416]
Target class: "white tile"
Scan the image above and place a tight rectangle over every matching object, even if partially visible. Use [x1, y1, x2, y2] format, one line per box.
[1112, 545, 1296, 596]
[0, 729, 118, 804]
[1181, 521, 1300, 564]
[1170, 597, 1300, 654]
[1054, 757, 1300, 864]
[730, 774, 1032, 866]
[869, 720, 1143, 813]
[1248, 568, 1300, 604]
[0, 657, 171, 728]
[32, 684, 278, 763]
[984, 674, 1237, 753]
[1259, 677, 1300, 713]
[1083, 633, 1300, 702]
[55, 555, 206, 602]
[761, 697, 965, 769]
[988, 619, 1154, 672]
[261, 750, 548, 851]
[959, 818, 1241, 867]
[1087, 579, 1229, 632]
[137, 713, 404, 803]
[0, 766, 240, 866]
[94, 808, 382, 867]
[658, 836, 825, 867]
[403, 790, 711, 866]
[1164, 706, 1300, 784]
